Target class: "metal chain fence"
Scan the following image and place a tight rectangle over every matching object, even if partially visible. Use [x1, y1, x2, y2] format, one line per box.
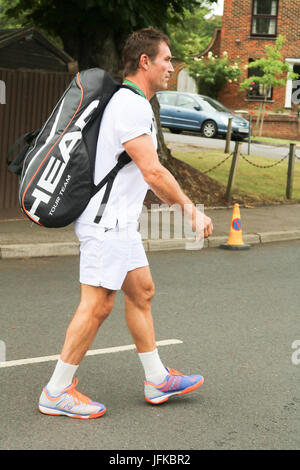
[201, 149, 293, 176]
[194, 141, 297, 200]
[202, 152, 233, 175]
[199, 141, 298, 201]
[240, 152, 289, 168]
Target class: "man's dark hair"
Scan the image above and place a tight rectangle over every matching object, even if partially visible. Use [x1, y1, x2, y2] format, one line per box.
[122, 27, 170, 77]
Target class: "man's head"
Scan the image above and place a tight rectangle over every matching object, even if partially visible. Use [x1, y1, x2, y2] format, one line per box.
[122, 27, 174, 94]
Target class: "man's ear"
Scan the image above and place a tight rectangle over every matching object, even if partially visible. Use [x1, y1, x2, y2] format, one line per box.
[139, 53, 149, 71]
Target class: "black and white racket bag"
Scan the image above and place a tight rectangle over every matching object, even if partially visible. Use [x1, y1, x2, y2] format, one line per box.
[7, 68, 135, 228]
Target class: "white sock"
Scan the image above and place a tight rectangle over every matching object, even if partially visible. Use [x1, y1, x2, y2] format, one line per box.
[46, 358, 78, 395]
[138, 348, 168, 385]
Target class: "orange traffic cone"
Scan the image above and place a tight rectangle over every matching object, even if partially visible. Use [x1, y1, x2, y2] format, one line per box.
[219, 203, 250, 250]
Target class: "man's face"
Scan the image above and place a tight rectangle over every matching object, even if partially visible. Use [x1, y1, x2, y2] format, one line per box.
[147, 41, 174, 92]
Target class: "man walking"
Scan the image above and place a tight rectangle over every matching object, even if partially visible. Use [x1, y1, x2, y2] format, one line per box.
[38, 27, 213, 419]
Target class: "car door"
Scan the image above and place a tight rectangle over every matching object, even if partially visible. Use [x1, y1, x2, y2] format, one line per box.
[157, 92, 179, 127]
[173, 94, 203, 130]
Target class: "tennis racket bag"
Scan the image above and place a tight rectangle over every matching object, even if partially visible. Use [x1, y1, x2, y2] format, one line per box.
[7, 68, 134, 228]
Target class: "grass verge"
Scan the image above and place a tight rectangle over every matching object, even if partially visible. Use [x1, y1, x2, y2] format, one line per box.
[173, 149, 300, 204]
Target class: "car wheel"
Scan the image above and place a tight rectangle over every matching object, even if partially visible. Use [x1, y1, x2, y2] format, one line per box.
[169, 128, 182, 134]
[201, 120, 217, 138]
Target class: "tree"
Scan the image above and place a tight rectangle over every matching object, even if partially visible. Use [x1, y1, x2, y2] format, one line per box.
[186, 51, 242, 99]
[0, 0, 20, 28]
[167, 4, 221, 61]
[240, 35, 299, 136]
[1, 0, 215, 169]
[0, 0, 63, 46]
[2, 0, 209, 73]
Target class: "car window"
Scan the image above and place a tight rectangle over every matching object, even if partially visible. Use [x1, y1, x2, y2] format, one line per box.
[177, 95, 199, 110]
[198, 96, 230, 113]
[157, 93, 178, 106]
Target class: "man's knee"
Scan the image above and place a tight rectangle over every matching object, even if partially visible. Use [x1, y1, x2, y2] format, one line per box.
[129, 280, 155, 308]
[79, 287, 115, 323]
[144, 281, 155, 303]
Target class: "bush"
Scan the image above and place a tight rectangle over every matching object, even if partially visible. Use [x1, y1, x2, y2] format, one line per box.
[186, 51, 242, 98]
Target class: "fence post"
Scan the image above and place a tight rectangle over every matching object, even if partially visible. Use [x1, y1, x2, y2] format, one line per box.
[248, 113, 252, 155]
[225, 141, 241, 202]
[225, 118, 232, 153]
[286, 143, 296, 200]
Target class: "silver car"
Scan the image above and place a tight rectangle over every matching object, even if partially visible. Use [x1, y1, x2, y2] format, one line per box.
[156, 91, 250, 139]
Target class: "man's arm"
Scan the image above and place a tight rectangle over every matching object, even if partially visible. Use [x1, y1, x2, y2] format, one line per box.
[123, 134, 213, 238]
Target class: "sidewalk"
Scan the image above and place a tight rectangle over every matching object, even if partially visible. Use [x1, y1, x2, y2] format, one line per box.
[0, 203, 299, 259]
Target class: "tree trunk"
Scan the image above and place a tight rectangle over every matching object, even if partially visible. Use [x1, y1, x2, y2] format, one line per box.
[259, 92, 269, 137]
[259, 104, 265, 137]
[61, 29, 117, 73]
[94, 33, 122, 81]
[254, 101, 263, 137]
[150, 95, 174, 170]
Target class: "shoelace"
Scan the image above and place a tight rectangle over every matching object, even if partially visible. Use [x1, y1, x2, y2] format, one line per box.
[65, 378, 91, 405]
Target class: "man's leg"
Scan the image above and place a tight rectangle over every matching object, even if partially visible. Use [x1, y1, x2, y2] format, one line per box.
[60, 284, 116, 365]
[38, 284, 116, 419]
[122, 266, 204, 405]
[122, 266, 168, 385]
[122, 266, 156, 353]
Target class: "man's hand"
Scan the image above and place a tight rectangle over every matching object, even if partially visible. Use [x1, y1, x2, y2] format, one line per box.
[202, 214, 214, 239]
[191, 208, 213, 239]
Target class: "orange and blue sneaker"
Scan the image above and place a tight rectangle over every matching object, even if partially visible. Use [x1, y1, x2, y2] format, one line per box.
[144, 367, 204, 405]
[38, 378, 106, 419]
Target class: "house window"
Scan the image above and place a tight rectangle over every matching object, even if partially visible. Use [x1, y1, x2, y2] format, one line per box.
[247, 59, 273, 100]
[251, 0, 278, 37]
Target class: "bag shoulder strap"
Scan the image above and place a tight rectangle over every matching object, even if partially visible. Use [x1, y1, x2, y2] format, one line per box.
[92, 84, 145, 224]
[92, 151, 131, 224]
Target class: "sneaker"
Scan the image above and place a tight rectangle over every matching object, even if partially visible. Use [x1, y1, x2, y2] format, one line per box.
[144, 367, 204, 405]
[38, 378, 106, 419]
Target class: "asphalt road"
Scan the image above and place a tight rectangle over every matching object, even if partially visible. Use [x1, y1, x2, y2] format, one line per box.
[163, 131, 300, 161]
[0, 241, 300, 450]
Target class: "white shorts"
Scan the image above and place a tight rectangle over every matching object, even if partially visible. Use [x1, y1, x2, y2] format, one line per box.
[74, 222, 149, 290]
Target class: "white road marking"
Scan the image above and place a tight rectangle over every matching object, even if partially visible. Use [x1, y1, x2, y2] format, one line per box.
[0, 339, 183, 368]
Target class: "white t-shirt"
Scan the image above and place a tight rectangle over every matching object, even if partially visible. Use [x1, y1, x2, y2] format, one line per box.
[75, 88, 157, 228]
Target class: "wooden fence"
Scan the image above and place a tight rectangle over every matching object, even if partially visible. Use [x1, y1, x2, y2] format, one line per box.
[0, 68, 75, 211]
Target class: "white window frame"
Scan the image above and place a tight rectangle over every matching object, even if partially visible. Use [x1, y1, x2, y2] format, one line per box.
[285, 58, 300, 108]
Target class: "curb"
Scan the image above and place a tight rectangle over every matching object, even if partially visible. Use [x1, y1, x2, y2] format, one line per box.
[1, 230, 300, 259]
[251, 139, 300, 148]
[0, 242, 80, 259]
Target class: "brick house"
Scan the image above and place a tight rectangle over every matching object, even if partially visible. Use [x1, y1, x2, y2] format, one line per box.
[207, 0, 300, 114]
